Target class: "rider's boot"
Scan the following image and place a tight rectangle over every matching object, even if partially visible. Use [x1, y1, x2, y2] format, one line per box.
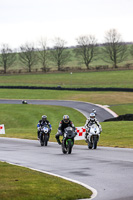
[85, 133, 88, 143]
[37, 132, 40, 140]
[57, 139, 62, 145]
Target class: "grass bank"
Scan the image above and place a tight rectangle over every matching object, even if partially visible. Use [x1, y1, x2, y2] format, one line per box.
[0, 162, 92, 200]
[0, 70, 133, 88]
[110, 104, 133, 115]
[0, 104, 133, 148]
[0, 104, 86, 140]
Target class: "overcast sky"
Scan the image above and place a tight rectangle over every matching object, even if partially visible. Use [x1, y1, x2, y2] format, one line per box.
[0, 0, 133, 48]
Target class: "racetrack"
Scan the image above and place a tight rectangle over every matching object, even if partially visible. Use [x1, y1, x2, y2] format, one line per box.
[0, 99, 133, 200]
[0, 99, 117, 121]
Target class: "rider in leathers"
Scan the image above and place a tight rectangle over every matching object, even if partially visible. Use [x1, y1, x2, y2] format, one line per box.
[37, 115, 52, 139]
[84, 113, 102, 141]
[55, 115, 77, 145]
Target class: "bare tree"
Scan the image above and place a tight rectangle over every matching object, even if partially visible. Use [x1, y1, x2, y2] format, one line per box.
[50, 37, 71, 71]
[130, 44, 133, 57]
[19, 43, 38, 72]
[74, 35, 97, 69]
[0, 44, 16, 73]
[102, 29, 128, 68]
[37, 38, 49, 72]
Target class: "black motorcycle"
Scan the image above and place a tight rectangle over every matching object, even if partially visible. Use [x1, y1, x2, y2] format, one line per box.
[39, 125, 50, 146]
[62, 127, 75, 154]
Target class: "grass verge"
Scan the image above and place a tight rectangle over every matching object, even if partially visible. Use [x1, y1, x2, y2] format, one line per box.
[0, 162, 92, 200]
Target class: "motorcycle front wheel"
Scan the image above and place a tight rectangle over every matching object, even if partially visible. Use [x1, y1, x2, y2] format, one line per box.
[44, 134, 48, 146]
[93, 137, 98, 149]
[88, 141, 93, 149]
[67, 140, 72, 154]
[40, 134, 44, 146]
[62, 140, 67, 154]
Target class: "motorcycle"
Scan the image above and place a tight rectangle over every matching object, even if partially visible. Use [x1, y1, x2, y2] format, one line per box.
[39, 125, 50, 146]
[86, 124, 100, 149]
[22, 100, 28, 104]
[62, 127, 75, 154]
[92, 109, 97, 115]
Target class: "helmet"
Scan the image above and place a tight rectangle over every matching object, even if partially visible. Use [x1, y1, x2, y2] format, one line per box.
[42, 115, 47, 121]
[90, 113, 95, 121]
[63, 115, 69, 123]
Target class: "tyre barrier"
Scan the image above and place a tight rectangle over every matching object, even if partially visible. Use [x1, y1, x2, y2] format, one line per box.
[104, 114, 133, 121]
[0, 85, 133, 92]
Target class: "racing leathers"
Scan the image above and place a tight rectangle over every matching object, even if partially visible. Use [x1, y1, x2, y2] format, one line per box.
[55, 120, 76, 145]
[84, 118, 102, 140]
[37, 119, 52, 139]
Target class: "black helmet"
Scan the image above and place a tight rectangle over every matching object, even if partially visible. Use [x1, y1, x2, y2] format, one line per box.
[63, 115, 69, 123]
[42, 115, 47, 121]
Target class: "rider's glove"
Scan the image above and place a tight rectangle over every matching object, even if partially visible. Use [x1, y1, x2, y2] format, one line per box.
[74, 130, 77, 136]
[49, 128, 52, 133]
[37, 127, 41, 131]
[86, 127, 89, 133]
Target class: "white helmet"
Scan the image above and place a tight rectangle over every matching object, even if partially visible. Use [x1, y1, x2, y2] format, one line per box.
[90, 113, 95, 121]
[42, 115, 47, 121]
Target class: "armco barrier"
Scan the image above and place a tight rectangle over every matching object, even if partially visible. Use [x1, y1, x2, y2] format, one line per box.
[0, 86, 133, 92]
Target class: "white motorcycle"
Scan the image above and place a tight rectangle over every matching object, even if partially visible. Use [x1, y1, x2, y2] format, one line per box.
[86, 124, 101, 149]
[92, 109, 97, 115]
[39, 126, 50, 146]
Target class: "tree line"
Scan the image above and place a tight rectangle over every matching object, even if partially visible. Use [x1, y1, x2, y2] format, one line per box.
[0, 29, 133, 73]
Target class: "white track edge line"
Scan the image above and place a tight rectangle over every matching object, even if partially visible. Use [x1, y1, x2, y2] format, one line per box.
[95, 104, 118, 117]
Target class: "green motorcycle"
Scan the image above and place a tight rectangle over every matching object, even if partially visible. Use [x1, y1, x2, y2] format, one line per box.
[62, 127, 75, 154]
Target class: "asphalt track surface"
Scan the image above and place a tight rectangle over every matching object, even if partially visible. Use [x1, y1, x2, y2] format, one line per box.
[0, 99, 133, 200]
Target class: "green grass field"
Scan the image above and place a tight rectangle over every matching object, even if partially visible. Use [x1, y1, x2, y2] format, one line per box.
[0, 70, 133, 88]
